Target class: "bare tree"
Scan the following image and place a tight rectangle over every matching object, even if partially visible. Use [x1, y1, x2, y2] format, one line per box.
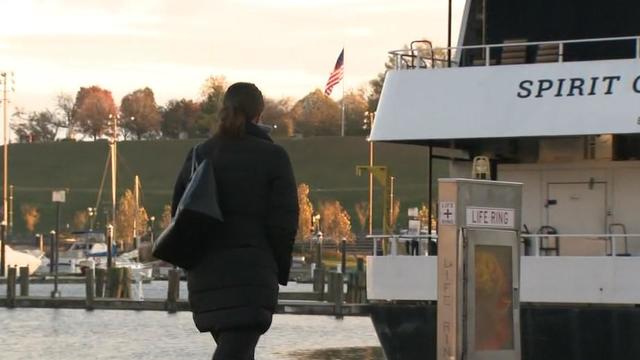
[56, 93, 75, 138]
[11, 109, 59, 142]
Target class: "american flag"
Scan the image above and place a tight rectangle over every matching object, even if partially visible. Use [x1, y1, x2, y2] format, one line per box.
[324, 49, 344, 96]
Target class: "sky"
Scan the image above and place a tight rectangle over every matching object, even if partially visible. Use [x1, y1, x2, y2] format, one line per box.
[0, 0, 465, 138]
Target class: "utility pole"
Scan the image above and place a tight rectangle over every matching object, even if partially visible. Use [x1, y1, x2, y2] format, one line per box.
[389, 176, 395, 231]
[448, 0, 453, 67]
[108, 114, 118, 248]
[149, 216, 155, 244]
[0, 222, 5, 277]
[106, 224, 113, 269]
[9, 184, 13, 235]
[50, 230, 60, 298]
[1, 71, 14, 240]
[51, 190, 65, 291]
[1, 72, 14, 267]
[133, 175, 140, 250]
[363, 111, 376, 235]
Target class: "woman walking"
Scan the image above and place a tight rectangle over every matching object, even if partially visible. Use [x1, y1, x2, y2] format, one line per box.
[171, 82, 299, 359]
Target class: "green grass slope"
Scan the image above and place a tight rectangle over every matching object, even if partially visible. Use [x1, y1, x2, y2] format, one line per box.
[5, 137, 447, 238]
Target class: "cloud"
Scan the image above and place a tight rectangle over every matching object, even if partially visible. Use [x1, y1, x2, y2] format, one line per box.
[344, 27, 372, 38]
[0, 0, 162, 38]
[1, 0, 466, 114]
[231, 0, 369, 9]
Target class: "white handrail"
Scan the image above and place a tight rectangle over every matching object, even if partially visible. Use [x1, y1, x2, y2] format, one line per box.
[389, 35, 640, 54]
[522, 234, 639, 257]
[389, 35, 640, 69]
[366, 234, 437, 256]
[521, 234, 640, 238]
[367, 233, 638, 257]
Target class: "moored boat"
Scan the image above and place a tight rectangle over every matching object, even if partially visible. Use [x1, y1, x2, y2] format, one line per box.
[2, 245, 42, 275]
[366, 0, 640, 359]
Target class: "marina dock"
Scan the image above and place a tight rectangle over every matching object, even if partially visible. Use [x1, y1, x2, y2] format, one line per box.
[0, 296, 370, 316]
[1, 266, 368, 317]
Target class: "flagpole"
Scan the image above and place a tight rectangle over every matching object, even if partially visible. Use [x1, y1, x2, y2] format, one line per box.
[341, 48, 345, 137]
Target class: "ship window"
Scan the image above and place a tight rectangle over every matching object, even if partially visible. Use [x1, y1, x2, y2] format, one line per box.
[613, 135, 640, 161]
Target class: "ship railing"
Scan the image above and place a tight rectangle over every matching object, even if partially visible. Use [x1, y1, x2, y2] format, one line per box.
[388, 35, 640, 70]
[521, 233, 640, 257]
[367, 233, 639, 257]
[366, 234, 437, 256]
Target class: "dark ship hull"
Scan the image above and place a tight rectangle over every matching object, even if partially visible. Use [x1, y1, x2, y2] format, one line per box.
[369, 303, 640, 360]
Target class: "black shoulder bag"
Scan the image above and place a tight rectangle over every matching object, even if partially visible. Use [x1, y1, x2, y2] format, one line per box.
[152, 144, 223, 269]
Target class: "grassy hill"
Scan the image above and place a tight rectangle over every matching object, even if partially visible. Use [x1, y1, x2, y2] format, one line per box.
[5, 137, 447, 238]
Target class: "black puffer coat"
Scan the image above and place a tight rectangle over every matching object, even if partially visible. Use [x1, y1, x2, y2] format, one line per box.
[171, 122, 299, 334]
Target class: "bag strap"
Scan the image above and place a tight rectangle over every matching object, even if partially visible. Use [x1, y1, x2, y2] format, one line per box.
[190, 144, 200, 178]
[190, 141, 222, 178]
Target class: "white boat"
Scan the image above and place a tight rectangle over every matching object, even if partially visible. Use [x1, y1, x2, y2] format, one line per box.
[2, 245, 42, 275]
[58, 241, 111, 274]
[364, 0, 640, 358]
[75, 249, 153, 281]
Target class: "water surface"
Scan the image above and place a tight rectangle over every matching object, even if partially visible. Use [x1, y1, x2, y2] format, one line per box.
[0, 282, 383, 359]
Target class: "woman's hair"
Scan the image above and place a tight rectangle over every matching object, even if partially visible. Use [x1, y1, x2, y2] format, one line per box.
[217, 82, 264, 138]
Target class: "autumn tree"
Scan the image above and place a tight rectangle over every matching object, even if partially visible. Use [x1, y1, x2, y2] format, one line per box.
[199, 75, 227, 136]
[160, 99, 202, 139]
[73, 210, 89, 231]
[354, 201, 369, 235]
[12, 109, 59, 143]
[261, 97, 294, 137]
[290, 89, 341, 136]
[342, 89, 368, 136]
[319, 200, 355, 244]
[56, 93, 75, 139]
[72, 86, 118, 140]
[296, 183, 314, 242]
[115, 189, 149, 250]
[419, 202, 437, 230]
[159, 204, 172, 230]
[21, 204, 40, 234]
[120, 87, 162, 140]
[390, 200, 401, 231]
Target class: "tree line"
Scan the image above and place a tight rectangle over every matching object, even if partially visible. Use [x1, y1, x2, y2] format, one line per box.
[12, 40, 444, 143]
[13, 76, 383, 143]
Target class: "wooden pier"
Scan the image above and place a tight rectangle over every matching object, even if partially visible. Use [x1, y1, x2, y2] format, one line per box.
[0, 296, 369, 316]
[1, 266, 369, 317]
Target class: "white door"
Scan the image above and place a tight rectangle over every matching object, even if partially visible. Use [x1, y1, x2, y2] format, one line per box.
[546, 182, 607, 256]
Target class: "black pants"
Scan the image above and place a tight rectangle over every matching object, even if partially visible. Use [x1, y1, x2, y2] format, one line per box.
[410, 240, 419, 255]
[211, 330, 262, 360]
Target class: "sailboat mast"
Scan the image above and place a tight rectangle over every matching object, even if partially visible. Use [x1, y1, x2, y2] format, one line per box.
[110, 114, 118, 247]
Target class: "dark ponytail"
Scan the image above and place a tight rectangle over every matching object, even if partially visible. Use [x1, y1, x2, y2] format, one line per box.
[217, 82, 264, 138]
